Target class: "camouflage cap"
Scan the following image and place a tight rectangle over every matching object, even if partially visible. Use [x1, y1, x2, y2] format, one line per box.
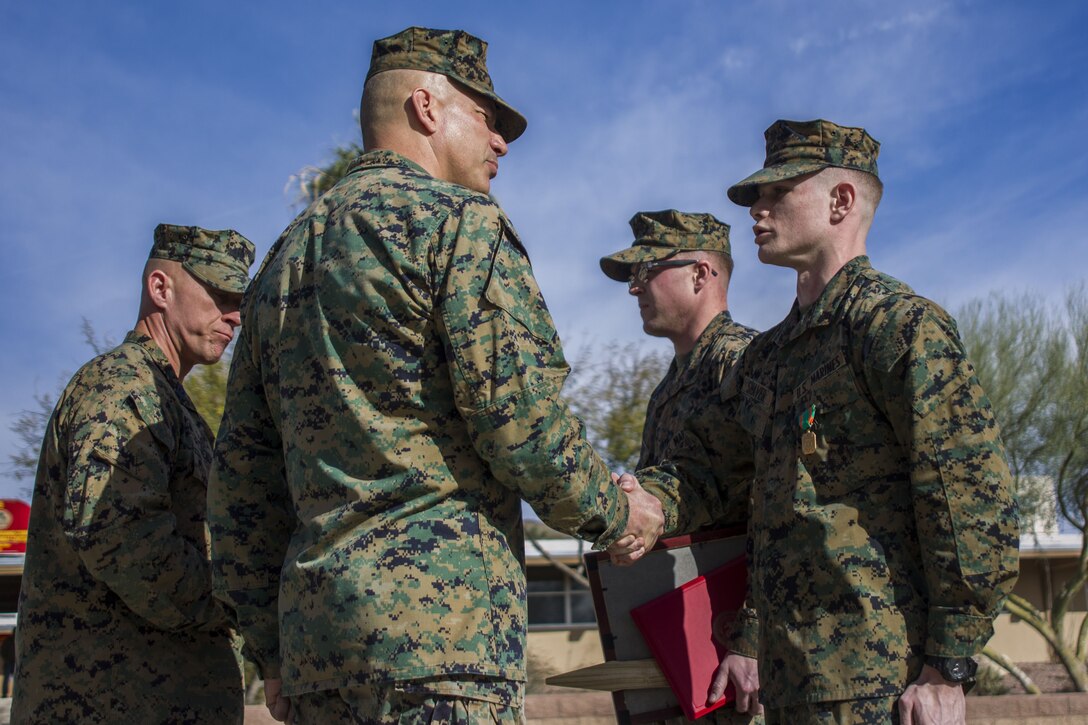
[727, 119, 880, 206]
[367, 26, 527, 143]
[599, 210, 731, 282]
[150, 224, 256, 295]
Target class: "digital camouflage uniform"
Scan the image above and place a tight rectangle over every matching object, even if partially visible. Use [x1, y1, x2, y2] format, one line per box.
[637, 311, 756, 473]
[208, 31, 630, 718]
[602, 211, 761, 724]
[643, 312, 766, 725]
[640, 121, 1019, 720]
[598, 210, 757, 477]
[13, 224, 255, 725]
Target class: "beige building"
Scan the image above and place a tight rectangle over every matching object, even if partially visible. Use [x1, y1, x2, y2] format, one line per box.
[525, 532, 1088, 687]
[992, 532, 1086, 662]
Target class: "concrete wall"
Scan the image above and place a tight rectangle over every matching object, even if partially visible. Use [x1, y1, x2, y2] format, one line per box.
[527, 627, 605, 692]
[988, 556, 1088, 662]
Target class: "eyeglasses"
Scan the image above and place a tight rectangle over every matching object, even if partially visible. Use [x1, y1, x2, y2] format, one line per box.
[628, 259, 717, 288]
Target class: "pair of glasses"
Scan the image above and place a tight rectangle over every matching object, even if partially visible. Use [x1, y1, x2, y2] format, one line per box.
[629, 259, 714, 288]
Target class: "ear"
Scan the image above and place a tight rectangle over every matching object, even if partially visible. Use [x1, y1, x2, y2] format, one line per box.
[829, 180, 857, 223]
[145, 268, 172, 311]
[691, 260, 714, 292]
[409, 87, 440, 135]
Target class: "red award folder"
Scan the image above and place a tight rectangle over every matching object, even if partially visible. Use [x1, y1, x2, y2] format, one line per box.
[629, 555, 748, 720]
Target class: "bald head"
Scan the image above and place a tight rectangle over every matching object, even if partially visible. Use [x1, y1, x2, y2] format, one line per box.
[360, 69, 451, 149]
[135, 257, 243, 378]
[358, 68, 509, 194]
[139, 258, 182, 317]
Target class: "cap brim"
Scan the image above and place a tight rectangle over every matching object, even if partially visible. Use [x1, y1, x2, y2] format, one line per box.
[599, 246, 680, 282]
[493, 103, 527, 143]
[185, 261, 250, 295]
[450, 77, 526, 143]
[726, 160, 829, 206]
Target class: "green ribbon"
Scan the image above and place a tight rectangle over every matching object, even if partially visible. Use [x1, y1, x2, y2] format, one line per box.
[799, 403, 816, 431]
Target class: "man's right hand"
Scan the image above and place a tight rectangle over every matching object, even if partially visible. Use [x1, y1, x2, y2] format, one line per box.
[608, 473, 663, 566]
[264, 678, 293, 723]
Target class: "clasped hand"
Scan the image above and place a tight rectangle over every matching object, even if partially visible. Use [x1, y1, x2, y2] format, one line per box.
[607, 473, 664, 566]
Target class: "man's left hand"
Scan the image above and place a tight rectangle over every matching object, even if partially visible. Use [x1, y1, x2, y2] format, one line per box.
[708, 652, 763, 715]
[898, 665, 966, 725]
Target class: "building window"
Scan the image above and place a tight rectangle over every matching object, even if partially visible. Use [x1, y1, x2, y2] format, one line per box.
[527, 567, 596, 628]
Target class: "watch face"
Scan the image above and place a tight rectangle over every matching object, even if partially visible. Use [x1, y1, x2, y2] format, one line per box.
[946, 660, 967, 680]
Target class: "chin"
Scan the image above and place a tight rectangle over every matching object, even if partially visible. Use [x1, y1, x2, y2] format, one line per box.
[204, 346, 229, 365]
[757, 248, 788, 267]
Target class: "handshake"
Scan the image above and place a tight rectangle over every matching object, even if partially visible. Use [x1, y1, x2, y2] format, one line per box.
[608, 473, 665, 566]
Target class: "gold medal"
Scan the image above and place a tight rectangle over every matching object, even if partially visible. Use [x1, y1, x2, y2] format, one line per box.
[802, 429, 817, 455]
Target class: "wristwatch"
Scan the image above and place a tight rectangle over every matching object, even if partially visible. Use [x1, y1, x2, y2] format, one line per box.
[924, 656, 978, 689]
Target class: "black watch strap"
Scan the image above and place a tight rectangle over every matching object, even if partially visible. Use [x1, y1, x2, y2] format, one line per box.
[924, 656, 978, 688]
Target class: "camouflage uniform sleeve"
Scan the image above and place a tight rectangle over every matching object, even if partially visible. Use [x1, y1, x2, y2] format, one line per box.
[724, 524, 759, 657]
[861, 297, 1019, 657]
[62, 386, 229, 633]
[638, 369, 756, 537]
[208, 323, 292, 679]
[433, 201, 629, 548]
[724, 604, 760, 657]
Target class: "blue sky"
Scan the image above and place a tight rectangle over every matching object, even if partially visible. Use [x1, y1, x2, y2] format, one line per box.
[2, 1, 1087, 499]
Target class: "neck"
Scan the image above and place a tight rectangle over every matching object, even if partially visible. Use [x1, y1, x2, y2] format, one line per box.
[365, 135, 442, 181]
[671, 305, 725, 357]
[795, 238, 866, 307]
[134, 314, 187, 380]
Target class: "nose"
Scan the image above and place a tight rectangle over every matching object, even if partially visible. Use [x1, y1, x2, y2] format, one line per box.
[491, 131, 508, 158]
[223, 309, 242, 328]
[750, 199, 768, 220]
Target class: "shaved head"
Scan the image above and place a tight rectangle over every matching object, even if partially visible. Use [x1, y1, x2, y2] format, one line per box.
[819, 167, 883, 224]
[140, 258, 182, 317]
[361, 69, 450, 147]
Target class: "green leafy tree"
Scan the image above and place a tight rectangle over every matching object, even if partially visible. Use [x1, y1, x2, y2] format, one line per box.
[287, 141, 364, 208]
[564, 341, 671, 473]
[184, 351, 231, 437]
[959, 285, 1088, 692]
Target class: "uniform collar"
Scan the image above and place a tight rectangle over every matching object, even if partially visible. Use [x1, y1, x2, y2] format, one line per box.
[346, 149, 432, 179]
[669, 310, 736, 385]
[774, 255, 872, 345]
[123, 330, 189, 397]
[685, 311, 734, 364]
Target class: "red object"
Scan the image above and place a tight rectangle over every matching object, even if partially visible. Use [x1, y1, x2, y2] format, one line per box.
[630, 555, 748, 720]
[0, 500, 30, 553]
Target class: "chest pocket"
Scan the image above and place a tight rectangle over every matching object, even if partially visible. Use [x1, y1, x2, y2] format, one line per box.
[722, 369, 772, 442]
[132, 388, 212, 484]
[793, 353, 868, 497]
[482, 224, 558, 345]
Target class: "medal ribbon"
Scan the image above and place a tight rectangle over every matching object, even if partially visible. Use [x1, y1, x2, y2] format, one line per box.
[799, 403, 816, 431]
